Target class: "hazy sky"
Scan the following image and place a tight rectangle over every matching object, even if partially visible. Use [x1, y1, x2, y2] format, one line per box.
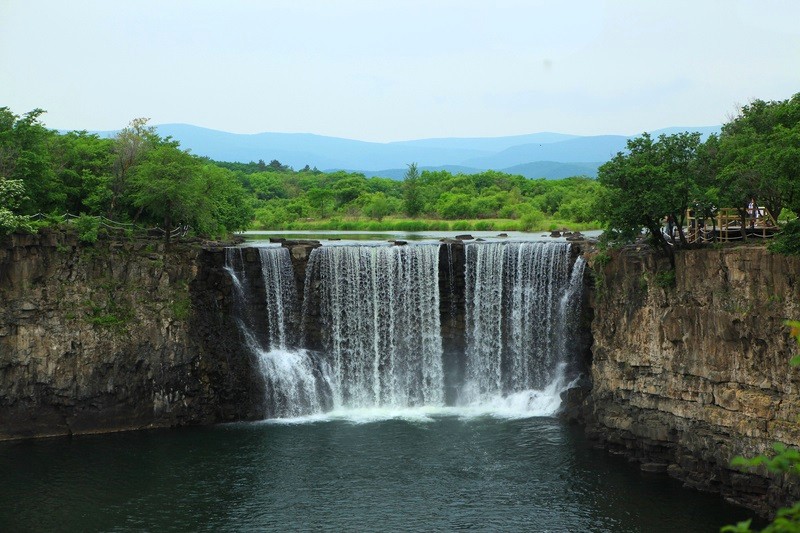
[1, 0, 798, 141]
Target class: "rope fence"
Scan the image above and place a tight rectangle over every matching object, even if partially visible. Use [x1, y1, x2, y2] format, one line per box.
[28, 213, 191, 238]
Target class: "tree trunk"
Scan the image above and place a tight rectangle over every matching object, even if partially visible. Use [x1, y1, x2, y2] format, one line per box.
[673, 212, 688, 246]
[711, 217, 718, 243]
[164, 201, 172, 246]
[737, 208, 748, 242]
[648, 223, 675, 268]
[132, 205, 144, 224]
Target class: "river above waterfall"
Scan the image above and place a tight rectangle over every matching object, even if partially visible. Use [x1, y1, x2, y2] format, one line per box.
[239, 229, 603, 244]
[0, 416, 758, 532]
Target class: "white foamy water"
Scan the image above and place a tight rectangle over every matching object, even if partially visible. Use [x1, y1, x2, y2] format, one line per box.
[462, 242, 579, 403]
[229, 241, 587, 422]
[260, 368, 572, 426]
[304, 244, 444, 409]
[226, 248, 331, 417]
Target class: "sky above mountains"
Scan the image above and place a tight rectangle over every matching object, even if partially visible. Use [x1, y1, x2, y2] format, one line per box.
[1, 1, 798, 142]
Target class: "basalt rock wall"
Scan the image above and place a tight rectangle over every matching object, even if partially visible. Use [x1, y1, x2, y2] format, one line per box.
[581, 245, 800, 515]
[0, 231, 261, 441]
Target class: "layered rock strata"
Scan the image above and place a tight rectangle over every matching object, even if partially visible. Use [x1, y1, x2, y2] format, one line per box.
[579, 245, 800, 515]
[0, 231, 261, 440]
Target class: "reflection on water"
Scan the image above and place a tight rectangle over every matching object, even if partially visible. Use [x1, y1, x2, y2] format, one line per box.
[0, 417, 759, 532]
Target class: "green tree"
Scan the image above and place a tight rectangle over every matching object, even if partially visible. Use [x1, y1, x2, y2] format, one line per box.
[597, 133, 673, 260]
[0, 107, 59, 214]
[332, 175, 368, 207]
[49, 131, 114, 215]
[267, 159, 290, 172]
[597, 132, 705, 264]
[0, 178, 33, 235]
[109, 117, 157, 219]
[717, 94, 800, 223]
[307, 187, 334, 218]
[403, 163, 423, 217]
[248, 172, 290, 201]
[362, 192, 400, 221]
[657, 131, 703, 244]
[129, 141, 202, 243]
[436, 192, 475, 219]
[193, 164, 253, 235]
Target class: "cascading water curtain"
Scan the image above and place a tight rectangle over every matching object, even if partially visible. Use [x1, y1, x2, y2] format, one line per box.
[226, 246, 330, 418]
[463, 242, 575, 401]
[258, 247, 298, 350]
[558, 255, 586, 367]
[305, 244, 444, 409]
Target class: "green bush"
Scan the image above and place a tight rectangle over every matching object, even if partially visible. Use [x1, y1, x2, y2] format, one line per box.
[0, 209, 32, 236]
[74, 214, 100, 243]
[520, 209, 545, 231]
[451, 220, 473, 231]
[594, 251, 611, 268]
[654, 270, 676, 288]
[769, 220, 800, 256]
[87, 313, 126, 327]
[171, 296, 191, 320]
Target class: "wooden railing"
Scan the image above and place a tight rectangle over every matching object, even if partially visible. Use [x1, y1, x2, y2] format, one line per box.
[684, 207, 779, 243]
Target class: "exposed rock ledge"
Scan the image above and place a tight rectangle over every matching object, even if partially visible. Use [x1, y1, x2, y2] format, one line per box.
[572, 244, 800, 516]
[0, 231, 261, 441]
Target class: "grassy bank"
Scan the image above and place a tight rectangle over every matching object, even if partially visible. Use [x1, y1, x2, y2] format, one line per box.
[249, 217, 602, 233]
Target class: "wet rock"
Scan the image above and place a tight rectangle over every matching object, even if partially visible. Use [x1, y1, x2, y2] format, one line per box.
[550, 231, 561, 238]
[641, 463, 669, 473]
[455, 234, 474, 240]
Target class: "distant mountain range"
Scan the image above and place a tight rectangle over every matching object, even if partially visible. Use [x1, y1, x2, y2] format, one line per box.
[92, 124, 721, 180]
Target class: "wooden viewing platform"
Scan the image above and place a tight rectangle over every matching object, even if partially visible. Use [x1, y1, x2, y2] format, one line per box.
[684, 207, 781, 243]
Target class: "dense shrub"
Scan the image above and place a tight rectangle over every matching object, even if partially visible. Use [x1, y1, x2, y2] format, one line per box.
[73, 214, 100, 243]
[769, 220, 800, 255]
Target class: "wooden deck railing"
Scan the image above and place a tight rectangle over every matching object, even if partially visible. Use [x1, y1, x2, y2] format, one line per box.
[684, 207, 779, 243]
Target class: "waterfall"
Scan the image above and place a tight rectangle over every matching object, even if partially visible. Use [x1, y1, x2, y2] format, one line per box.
[462, 242, 576, 404]
[258, 247, 297, 350]
[227, 240, 587, 420]
[304, 244, 444, 409]
[558, 256, 586, 366]
[225, 247, 331, 418]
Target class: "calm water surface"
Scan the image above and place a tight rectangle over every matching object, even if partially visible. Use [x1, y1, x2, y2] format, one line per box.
[0, 416, 757, 532]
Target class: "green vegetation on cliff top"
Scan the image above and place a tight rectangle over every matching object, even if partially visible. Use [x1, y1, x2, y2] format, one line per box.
[1, 91, 798, 244]
[597, 93, 800, 257]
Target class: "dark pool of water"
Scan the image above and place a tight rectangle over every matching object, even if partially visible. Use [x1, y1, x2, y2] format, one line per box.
[0, 417, 758, 532]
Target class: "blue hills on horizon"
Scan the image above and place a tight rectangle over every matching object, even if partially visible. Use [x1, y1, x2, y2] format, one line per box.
[92, 123, 721, 180]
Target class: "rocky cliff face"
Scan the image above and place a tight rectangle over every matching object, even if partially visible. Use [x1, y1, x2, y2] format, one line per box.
[0, 231, 260, 440]
[11, 232, 794, 517]
[581, 244, 800, 515]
